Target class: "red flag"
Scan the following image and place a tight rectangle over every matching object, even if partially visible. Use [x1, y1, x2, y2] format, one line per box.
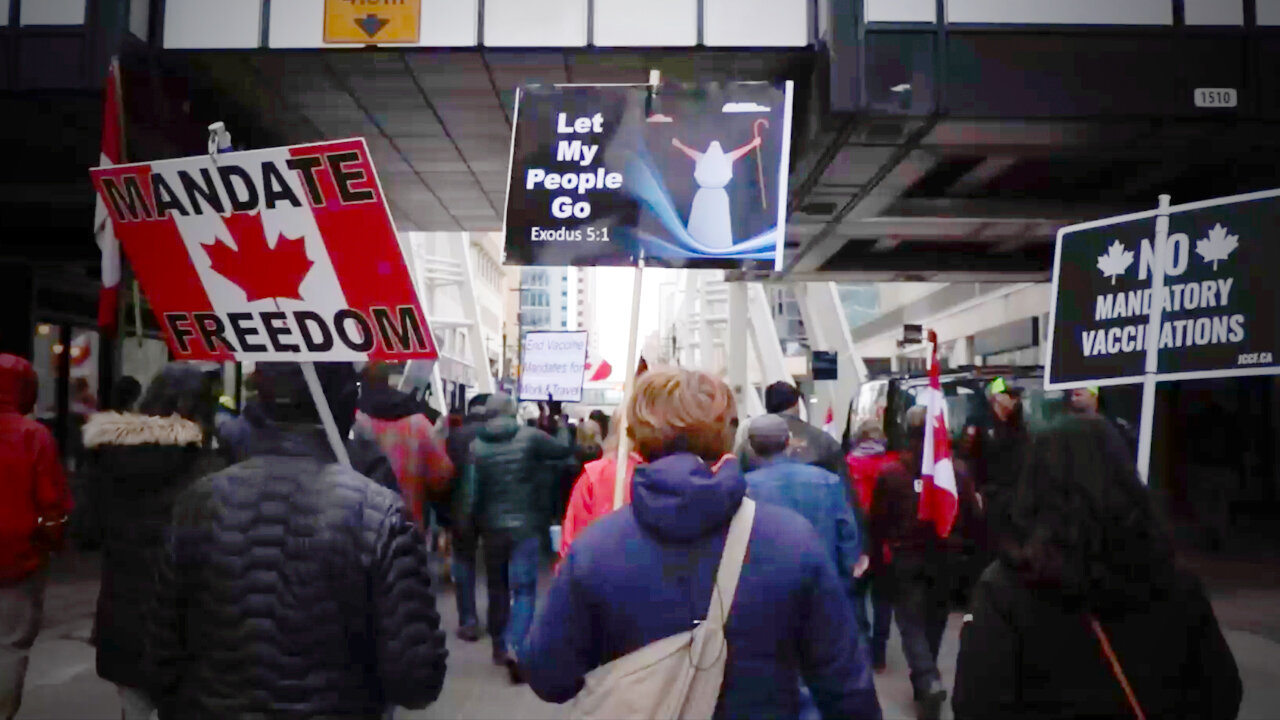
[822, 404, 837, 439]
[588, 358, 612, 382]
[918, 330, 958, 537]
[94, 57, 125, 337]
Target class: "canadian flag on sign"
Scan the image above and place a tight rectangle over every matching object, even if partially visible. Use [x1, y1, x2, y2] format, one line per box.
[918, 330, 959, 538]
[89, 138, 436, 363]
[93, 57, 124, 337]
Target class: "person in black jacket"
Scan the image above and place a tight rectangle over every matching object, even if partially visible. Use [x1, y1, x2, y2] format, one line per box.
[871, 406, 977, 720]
[457, 392, 571, 682]
[963, 377, 1028, 551]
[146, 362, 448, 720]
[953, 415, 1241, 720]
[81, 365, 225, 720]
[217, 364, 400, 494]
[444, 393, 490, 642]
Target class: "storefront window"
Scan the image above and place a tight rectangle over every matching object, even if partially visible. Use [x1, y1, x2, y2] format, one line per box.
[31, 323, 59, 423]
[29, 325, 99, 421]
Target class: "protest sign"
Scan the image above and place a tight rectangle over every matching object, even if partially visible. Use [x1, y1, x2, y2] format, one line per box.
[504, 82, 794, 269]
[89, 138, 436, 363]
[1047, 189, 1280, 388]
[518, 331, 589, 402]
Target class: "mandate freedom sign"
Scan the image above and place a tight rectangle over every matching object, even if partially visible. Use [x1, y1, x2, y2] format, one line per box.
[519, 331, 589, 403]
[1046, 189, 1280, 387]
[89, 138, 437, 363]
[504, 82, 794, 269]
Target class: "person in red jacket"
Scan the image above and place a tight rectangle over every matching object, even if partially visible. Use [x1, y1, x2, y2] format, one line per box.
[846, 418, 898, 671]
[0, 354, 72, 720]
[558, 422, 640, 558]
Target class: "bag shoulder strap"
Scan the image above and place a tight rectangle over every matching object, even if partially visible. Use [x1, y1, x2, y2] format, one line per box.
[705, 498, 756, 626]
[1087, 615, 1146, 720]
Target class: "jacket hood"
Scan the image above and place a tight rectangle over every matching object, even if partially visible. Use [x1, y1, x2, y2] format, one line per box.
[632, 453, 745, 542]
[0, 354, 37, 415]
[357, 383, 424, 421]
[82, 412, 206, 489]
[84, 412, 203, 448]
[479, 415, 521, 442]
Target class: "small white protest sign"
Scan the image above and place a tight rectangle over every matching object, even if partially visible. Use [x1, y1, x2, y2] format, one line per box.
[519, 331, 589, 402]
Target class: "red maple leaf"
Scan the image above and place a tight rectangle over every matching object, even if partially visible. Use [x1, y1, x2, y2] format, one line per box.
[204, 213, 313, 302]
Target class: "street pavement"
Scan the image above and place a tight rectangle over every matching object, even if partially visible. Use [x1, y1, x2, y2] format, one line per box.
[14, 551, 1280, 719]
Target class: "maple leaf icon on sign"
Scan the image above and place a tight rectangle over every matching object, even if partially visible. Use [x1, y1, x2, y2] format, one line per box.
[205, 212, 313, 302]
[1096, 240, 1134, 285]
[1195, 223, 1238, 271]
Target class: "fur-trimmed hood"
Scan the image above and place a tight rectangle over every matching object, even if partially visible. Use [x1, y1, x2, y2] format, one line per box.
[83, 412, 204, 449]
[83, 412, 212, 493]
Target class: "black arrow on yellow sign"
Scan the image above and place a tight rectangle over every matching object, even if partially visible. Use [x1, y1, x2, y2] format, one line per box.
[355, 13, 390, 38]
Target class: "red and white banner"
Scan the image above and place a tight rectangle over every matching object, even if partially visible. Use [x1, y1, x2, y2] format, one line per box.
[93, 57, 124, 336]
[88, 138, 436, 363]
[918, 330, 958, 538]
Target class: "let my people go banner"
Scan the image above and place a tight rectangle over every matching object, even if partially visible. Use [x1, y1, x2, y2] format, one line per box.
[89, 138, 437, 363]
[504, 82, 794, 269]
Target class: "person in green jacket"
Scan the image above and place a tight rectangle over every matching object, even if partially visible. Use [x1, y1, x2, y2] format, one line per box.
[459, 393, 571, 683]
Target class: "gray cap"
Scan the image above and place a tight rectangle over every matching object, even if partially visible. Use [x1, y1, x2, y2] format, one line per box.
[485, 392, 517, 418]
[748, 414, 791, 457]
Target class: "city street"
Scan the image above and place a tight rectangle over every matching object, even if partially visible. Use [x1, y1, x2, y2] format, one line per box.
[13, 550, 1280, 719]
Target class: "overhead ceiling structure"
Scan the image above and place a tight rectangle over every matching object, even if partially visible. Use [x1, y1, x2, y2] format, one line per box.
[756, 2, 1280, 283]
[765, 116, 1280, 284]
[174, 49, 815, 238]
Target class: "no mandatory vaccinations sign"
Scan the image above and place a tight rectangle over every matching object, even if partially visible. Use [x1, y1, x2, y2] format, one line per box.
[1046, 189, 1280, 388]
[89, 138, 437, 363]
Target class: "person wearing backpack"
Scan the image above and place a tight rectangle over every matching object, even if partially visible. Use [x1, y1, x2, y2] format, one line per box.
[521, 368, 881, 720]
[953, 415, 1241, 720]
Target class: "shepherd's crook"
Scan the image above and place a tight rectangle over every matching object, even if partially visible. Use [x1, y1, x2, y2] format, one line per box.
[753, 119, 769, 210]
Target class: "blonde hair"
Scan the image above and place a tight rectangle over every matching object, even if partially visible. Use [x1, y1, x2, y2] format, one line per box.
[576, 419, 603, 448]
[626, 367, 737, 463]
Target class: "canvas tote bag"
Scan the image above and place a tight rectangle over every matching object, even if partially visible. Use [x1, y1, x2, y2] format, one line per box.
[568, 498, 757, 720]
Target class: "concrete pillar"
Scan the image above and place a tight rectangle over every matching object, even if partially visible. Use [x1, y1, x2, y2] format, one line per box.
[953, 335, 976, 367]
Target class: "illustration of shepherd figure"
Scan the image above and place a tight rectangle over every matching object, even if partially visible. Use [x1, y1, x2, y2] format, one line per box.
[671, 120, 767, 250]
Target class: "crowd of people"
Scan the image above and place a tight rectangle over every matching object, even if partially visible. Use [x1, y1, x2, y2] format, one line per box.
[0, 351, 1245, 720]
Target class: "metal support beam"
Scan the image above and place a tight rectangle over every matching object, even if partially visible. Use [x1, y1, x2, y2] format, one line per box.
[793, 282, 866, 440]
[747, 283, 793, 388]
[456, 235, 497, 394]
[784, 115, 943, 276]
[727, 282, 750, 422]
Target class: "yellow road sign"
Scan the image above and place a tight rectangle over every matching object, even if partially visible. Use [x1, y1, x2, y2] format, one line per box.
[324, 0, 421, 44]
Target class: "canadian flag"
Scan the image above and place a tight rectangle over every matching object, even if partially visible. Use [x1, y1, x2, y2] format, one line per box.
[89, 139, 434, 363]
[822, 404, 837, 439]
[918, 330, 959, 537]
[93, 57, 124, 337]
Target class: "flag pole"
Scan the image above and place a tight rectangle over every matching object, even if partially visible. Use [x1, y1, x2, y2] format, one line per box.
[608, 70, 662, 511]
[301, 361, 353, 469]
[1136, 194, 1171, 485]
[612, 252, 645, 510]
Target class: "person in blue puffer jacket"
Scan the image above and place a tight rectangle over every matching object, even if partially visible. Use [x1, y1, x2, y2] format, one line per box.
[521, 368, 881, 720]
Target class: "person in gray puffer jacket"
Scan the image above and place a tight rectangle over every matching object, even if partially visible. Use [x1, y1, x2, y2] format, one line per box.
[146, 362, 448, 720]
[456, 392, 571, 681]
